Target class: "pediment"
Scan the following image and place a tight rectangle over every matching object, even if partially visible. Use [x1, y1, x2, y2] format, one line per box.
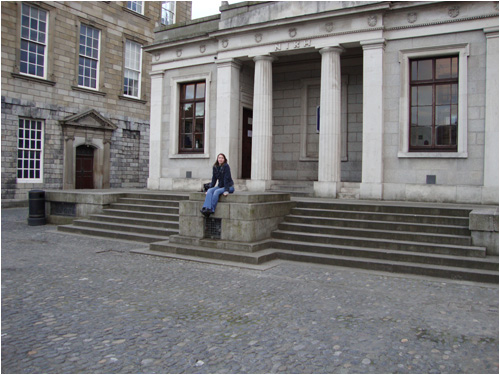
[60, 109, 117, 131]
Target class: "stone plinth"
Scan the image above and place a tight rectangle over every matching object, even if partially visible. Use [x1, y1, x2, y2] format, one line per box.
[172, 192, 295, 249]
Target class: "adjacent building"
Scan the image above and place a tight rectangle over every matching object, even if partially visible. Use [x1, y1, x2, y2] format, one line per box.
[1, 1, 191, 201]
[145, 1, 498, 205]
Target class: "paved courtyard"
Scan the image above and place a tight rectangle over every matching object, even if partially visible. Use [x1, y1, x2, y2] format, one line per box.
[1, 207, 498, 374]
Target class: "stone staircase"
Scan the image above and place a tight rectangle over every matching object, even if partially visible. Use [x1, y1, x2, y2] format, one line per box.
[57, 193, 498, 283]
[270, 199, 498, 283]
[57, 193, 189, 242]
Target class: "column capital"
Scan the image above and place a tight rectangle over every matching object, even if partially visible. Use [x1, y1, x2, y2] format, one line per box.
[253, 55, 276, 63]
[484, 26, 499, 38]
[216, 58, 243, 69]
[319, 46, 344, 55]
[360, 38, 386, 50]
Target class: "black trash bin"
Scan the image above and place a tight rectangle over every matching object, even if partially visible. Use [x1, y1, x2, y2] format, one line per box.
[28, 190, 46, 226]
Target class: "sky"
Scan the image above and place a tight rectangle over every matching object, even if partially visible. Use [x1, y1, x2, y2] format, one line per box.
[191, 0, 239, 19]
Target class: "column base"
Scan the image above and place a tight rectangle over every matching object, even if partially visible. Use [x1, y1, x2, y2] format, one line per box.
[360, 182, 383, 200]
[313, 181, 339, 198]
[246, 180, 270, 192]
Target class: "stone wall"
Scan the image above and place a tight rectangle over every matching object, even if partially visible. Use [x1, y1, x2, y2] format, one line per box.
[1, 1, 161, 200]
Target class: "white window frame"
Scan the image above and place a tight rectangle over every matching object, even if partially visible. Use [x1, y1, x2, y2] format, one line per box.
[124, 40, 143, 98]
[169, 73, 211, 159]
[17, 118, 44, 183]
[161, 1, 176, 25]
[398, 44, 469, 158]
[78, 24, 101, 90]
[127, 1, 144, 15]
[19, 3, 48, 79]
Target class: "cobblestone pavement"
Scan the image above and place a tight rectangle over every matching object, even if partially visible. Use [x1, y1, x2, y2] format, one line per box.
[2, 207, 499, 374]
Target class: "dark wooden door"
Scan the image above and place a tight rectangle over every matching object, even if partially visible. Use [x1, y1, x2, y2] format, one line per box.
[241, 108, 253, 179]
[75, 145, 94, 189]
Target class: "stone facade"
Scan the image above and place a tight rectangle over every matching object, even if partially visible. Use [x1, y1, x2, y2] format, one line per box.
[1, 1, 191, 201]
[145, 1, 498, 205]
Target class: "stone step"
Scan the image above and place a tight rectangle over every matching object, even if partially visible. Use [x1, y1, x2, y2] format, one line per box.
[108, 203, 179, 214]
[278, 222, 472, 246]
[58, 225, 171, 243]
[291, 207, 469, 226]
[117, 198, 181, 207]
[271, 230, 486, 257]
[89, 214, 179, 229]
[285, 214, 470, 236]
[271, 239, 496, 271]
[295, 201, 471, 217]
[273, 249, 499, 284]
[71, 219, 178, 237]
[122, 193, 189, 201]
[99, 208, 179, 222]
[150, 240, 278, 265]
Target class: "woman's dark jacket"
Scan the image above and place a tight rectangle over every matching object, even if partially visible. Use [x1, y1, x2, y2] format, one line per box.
[210, 163, 234, 192]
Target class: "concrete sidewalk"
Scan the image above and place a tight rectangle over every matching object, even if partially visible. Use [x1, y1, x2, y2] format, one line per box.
[1, 207, 498, 373]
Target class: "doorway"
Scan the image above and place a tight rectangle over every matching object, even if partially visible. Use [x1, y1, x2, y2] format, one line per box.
[75, 145, 94, 189]
[241, 107, 253, 179]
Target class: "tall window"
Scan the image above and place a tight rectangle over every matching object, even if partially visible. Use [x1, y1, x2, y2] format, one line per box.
[17, 119, 43, 182]
[124, 40, 142, 98]
[161, 1, 175, 25]
[20, 3, 47, 78]
[179, 82, 206, 153]
[410, 56, 458, 151]
[127, 1, 144, 14]
[78, 25, 100, 89]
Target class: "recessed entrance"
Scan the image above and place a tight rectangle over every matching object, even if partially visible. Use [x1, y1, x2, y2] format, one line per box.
[75, 145, 94, 189]
[241, 107, 253, 179]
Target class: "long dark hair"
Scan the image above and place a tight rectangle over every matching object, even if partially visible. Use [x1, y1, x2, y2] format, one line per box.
[213, 153, 228, 167]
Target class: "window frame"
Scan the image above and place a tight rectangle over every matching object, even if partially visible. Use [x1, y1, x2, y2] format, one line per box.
[169, 73, 211, 159]
[398, 44, 469, 159]
[123, 39, 143, 99]
[19, 3, 48, 80]
[127, 1, 144, 15]
[17, 118, 44, 183]
[161, 1, 176, 25]
[409, 56, 459, 152]
[178, 81, 207, 154]
[78, 23, 101, 90]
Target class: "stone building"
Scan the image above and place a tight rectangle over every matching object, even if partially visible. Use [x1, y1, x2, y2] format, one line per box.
[145, 1, 498, 205]
[1, 1, 191, 201]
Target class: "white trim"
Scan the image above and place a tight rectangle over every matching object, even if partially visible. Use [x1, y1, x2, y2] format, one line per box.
[169, 72, 211, 158]
[398, 44, 469, 158]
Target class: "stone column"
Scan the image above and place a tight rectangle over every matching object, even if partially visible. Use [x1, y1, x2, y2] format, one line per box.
[103, 137, 111, 189]
[216, 59, 241, 177]
[63, 134, 74, 190]
[360, 39, 385, 200]
[314, 46, 344, 197]
[483, 27, 499, 204]
[248, 55, 274, 191]
[147, 71, 164, 190]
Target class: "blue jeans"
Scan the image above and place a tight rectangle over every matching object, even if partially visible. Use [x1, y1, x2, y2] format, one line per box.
[202, 186, 235, 212]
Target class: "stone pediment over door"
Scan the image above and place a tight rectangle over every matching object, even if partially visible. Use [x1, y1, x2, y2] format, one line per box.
[60, 110, 116, 190]
[61, 109, 117, 132]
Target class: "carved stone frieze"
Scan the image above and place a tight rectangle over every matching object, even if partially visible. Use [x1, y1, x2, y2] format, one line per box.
[367, 15, 377, 27]
[407, 12, 417, 24]
[448, 6, 460, 18]
[255, 33, 262, 43]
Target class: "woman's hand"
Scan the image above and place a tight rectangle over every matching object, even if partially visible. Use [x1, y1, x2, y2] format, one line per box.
[223, 192, 229, 196]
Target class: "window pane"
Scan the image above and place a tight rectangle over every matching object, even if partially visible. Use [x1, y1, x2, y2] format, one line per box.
[184, 121, 192, 133]
[451, 57, 458, 78]
[436, 58, 452, 79]
[436, 105, 451, 125]
[411, 126, 432, 147]
[417, 60, 432, 81]
[195, 102, 205, 117]
[411, 87, 418, 106]
[182, 134, 193, 149]
[436, 84, 451, 105]
[195, 118, 204, 133]
[196, 83, 206, 99]
[436, 125, 455, 146]
[194, 134, 203, 149]
[183, 103, 193, 117]
[451, 105, 458, 125]
[185, 84, 195, 100]
[417, 106, 432, 125]
[417, 86, 432, 106]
